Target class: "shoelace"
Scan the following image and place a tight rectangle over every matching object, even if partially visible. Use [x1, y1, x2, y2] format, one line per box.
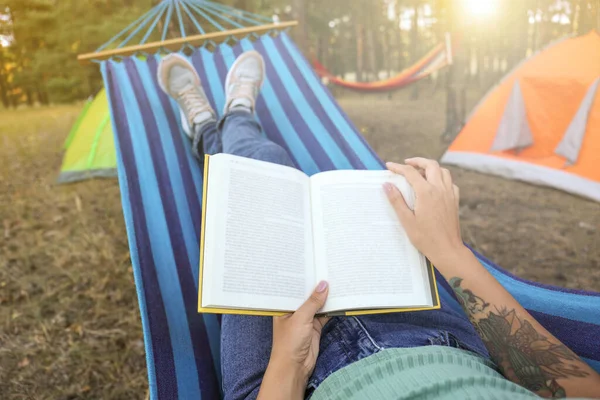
[229, 77, 258, 102]
[178, 86, 209, 120]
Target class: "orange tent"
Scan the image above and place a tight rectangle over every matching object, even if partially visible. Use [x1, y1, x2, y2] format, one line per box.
[441, 31, 600, 202]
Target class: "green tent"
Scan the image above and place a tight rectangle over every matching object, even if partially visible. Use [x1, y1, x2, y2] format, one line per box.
[58, 89, 117, 183]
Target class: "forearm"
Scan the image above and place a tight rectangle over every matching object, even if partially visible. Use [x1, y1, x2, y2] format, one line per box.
[434, 246, 600, 399]
[257, 358, 307, 400]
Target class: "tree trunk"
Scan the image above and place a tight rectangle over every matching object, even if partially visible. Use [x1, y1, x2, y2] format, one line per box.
[291, 0, 309, 55]
[442, 0, 460, 140]
[37, 86, 49, 105]
[25, 88, 33, 106]
[410, 3, 420, 100]
[572, 0, 580, 34]
[0, 51, 9, 109]
[355, 23, 365, 82]
[597, 0, 600, 31]
[508, 2, 528, 69]
[236, 0, 249, 11]
[531, 0, 541, 51]
[383, 27, 392, 78]
[366, 23, 377, 80]
[396, 2, 404, 71]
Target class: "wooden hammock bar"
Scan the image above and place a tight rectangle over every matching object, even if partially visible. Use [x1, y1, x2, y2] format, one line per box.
[78, 21, 298, 65]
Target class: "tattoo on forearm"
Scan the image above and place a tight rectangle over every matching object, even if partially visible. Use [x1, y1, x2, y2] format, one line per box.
[449, 277, 589, 398]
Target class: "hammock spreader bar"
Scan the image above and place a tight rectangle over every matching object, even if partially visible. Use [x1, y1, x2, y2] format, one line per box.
[78, 21, 297, 64]
[78, 0, 298, 65]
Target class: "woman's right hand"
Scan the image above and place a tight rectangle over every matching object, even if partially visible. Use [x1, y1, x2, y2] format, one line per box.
[383, 158, 468, 269]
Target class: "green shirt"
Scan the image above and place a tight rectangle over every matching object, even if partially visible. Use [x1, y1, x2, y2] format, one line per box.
[311, 346, 540, 400]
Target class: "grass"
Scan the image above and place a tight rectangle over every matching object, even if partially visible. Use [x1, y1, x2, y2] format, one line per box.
[0, 104, 147, 399]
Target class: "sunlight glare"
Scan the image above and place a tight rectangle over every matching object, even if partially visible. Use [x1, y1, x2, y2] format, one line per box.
[463, 0, 498, 18]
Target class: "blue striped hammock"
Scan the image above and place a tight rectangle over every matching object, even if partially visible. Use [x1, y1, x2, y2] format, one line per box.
[100, 32, 600, 399]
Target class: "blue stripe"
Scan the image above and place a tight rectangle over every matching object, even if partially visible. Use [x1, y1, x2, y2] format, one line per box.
[269, 36, 366, 170]
[167, 91, 205, 206]
[279, 33, 382, 170]
[138, 58, 200, 278]
[219, 42, 320, 174]
[203, 314, 222, 386]
[148, 54, 203, 259]
[470, 245, 600, 297]
[224, 45, 303, 168]
[529, 310, 600, 362]
[105, 61, 177, 399]
[245, 39, 335, 171]
[212, 43, 304, 168]
[156, 52, 223, 388]
[127, 58, 222, 399]
[159, 78, 205, 207]
[199, 47, 226, 115]
[152, 54, 204, 241]
[486, 264, 600, 325]
[191, 51, 218, 115]
[102, 61, 159, 398]
[255, 37, 351, 170]
[583, 357, 600, 373]
[114, 61, 202, 399]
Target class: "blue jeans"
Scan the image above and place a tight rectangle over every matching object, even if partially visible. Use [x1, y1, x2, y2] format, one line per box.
[193, 110, 295, 168]
[194, 111, 490, 400]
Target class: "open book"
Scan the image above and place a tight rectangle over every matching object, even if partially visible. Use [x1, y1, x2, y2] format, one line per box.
[199, 154, 440, 316]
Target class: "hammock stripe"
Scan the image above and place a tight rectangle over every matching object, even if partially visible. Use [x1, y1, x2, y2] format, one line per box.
[101, 32, 600, 400]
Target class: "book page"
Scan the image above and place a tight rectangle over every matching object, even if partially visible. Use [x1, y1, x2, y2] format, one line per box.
[202, 154, 314, 312]
[310, 170, 433, 313]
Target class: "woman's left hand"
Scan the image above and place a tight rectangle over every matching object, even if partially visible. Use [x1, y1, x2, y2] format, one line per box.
[258, 281, 330, 400]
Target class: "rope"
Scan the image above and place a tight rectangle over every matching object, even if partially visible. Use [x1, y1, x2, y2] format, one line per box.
[96, 0, 279, 57]
[191, 1, 245, 29]
[161, 1, 174, 41]
[141, 3, 169, 45]
[184, 1, 225, 32]
[96, 10, 154, 52]
[178, 0, 206, 35]
[202, 0, 272, 24]
[201, 2, 265, 26]
[118, 3, 166, 49]
[174, 0, 187, 38]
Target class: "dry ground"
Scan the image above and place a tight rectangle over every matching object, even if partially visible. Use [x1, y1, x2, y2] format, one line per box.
[340, 87, 600, 289]
[1, 88, 599, 399]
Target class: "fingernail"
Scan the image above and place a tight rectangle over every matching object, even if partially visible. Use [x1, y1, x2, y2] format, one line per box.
[316, 281, 328, 293]
[383, 182, 394, 193]
[405, 158, 413, 162]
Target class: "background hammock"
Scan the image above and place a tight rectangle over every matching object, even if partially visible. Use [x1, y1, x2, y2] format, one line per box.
[313, 34, 453, 92]
[79, 1, 600, 398]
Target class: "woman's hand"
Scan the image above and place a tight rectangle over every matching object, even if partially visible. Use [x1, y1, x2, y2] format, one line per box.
[383, 157, 467, 268]
[258, 281, 330, 400]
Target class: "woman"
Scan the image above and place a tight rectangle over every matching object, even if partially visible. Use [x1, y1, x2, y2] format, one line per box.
[157, 50, 600, 399]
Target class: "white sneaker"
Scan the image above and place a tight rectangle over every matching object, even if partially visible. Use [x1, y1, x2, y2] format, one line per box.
[223, 51, 265, 115]
[157, 53, 216, 138]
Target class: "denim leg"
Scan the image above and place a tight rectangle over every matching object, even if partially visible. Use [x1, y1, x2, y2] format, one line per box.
[190, 111, 294, 168]
[220, 110, 294, 167]
[191, 120, 221, 161]
[221, 316, 272, 400]
[217, 110, 295, 400]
